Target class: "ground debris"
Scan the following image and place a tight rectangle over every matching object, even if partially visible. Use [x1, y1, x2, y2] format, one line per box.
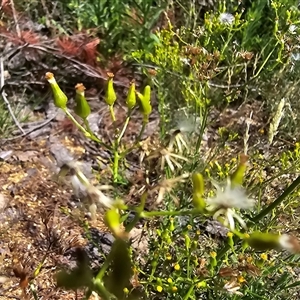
[0, 138, 110, 299]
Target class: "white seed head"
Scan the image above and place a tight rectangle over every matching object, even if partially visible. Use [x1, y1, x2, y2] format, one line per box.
[219, 13, 234, 25]
[70, 175, 87, 196]
[207, 179, 254, 230]
[289, 24, 297, 34]
[279, 234, 300, 253]
[207, 179, 255, 210]
[291, 51, 300, 63]
[224, 280, 243, 296]
[86, 185, 114, 209]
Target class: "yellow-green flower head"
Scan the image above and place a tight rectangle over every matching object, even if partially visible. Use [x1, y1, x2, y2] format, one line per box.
[74, 83, 91, 119]
[45, 72, 68, 109]
[105, 72, 117, 106]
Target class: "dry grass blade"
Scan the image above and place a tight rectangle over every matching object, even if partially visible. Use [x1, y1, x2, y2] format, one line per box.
[0, 57, 25, 134]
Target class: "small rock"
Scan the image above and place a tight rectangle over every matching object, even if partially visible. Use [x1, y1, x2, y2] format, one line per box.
[0, 194, 8, 212]
[205, 219, 229, 238]
[0, 150, 13, 161]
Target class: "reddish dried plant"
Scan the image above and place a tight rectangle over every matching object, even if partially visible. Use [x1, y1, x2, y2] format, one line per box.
[1, 0, 13, 17]
[0, 27, 40, 45]
[56, 34, 100, 67]
[82, 38, 100, 66]
[56, 36, 80, 56]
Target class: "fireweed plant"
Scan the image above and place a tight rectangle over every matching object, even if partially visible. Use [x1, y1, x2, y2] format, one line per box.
[45, 72, 300, 299]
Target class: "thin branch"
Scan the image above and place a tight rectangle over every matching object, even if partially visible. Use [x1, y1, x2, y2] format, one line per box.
[10, 0, 21, 38]
[0, 57, 25, 134]
[2, 113, 57, 142]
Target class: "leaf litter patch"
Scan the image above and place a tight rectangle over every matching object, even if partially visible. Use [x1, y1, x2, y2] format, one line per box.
[0, 137, 111, 299]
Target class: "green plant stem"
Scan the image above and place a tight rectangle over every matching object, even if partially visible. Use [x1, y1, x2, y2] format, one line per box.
[217, 175, 300, 260]
[96, 256, 111, 281]
[33, 249, 49, 278]
[187, 254, 191, 279]
[92, 242, 121, 300]
[109, 105, 116, 122]
[64, 108, 90, 135]
[30, 284, 38, 300]
[64, 109, 111, 150]
[141, 208, 201, 218]
[113, 151, 120, 183]
[117, 111, 132, 144]
[195, 106, 209, 154]
[83, 118, 112, 151]
[125, 193, 146, 232]
[183, 284, 194, 300]
[92, 280, 116, 300]
[111, 111, 133, 182]
[135, 119, 147, 143]
[120, 120, 147, 158]
[217, 236, 238, 261]
[251, 42, 277, 79]
[125, 213, 141, 232]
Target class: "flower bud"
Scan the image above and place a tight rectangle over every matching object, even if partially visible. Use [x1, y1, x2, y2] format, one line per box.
[209, 251, 217, 268]
[169, 218, 175, 232]
[156, 285, 163, 292]
[192, 173, 206, 211]
[197, 281, 207, 288]
[227, 232, 234, 249]
[105, 72, 117, 106]
[192, 173, 204, 195]
[185, 234, 191, 250]
[137, 85, 152, 120]
[126, 80, 136, 109]
[105, 208, 125, 238]
[74, 83, 91, 119]
[45, 72, 68, 109]
[246, 232, 280, 251]
[193, 193, 206, 212]
[231, 154, 248, 187]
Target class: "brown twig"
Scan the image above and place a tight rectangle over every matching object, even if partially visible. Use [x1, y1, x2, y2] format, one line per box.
[10, 0, 21, 38]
